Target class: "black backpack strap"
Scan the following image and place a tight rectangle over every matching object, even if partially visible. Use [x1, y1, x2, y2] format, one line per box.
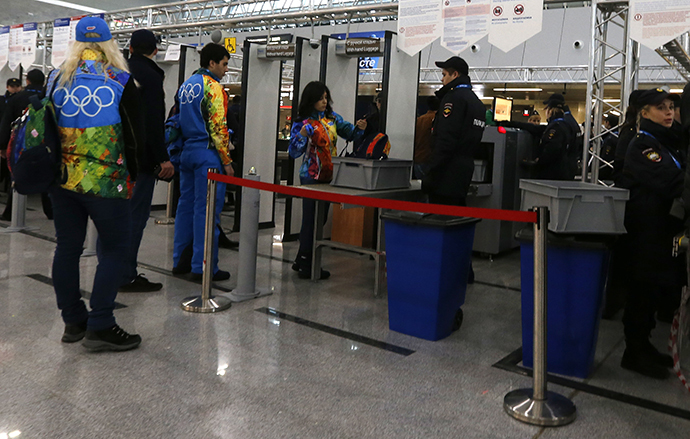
[28, 94, 43, 111]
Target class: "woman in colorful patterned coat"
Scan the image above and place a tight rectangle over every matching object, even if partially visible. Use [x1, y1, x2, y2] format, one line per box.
[288, 81, 366, 279]
[47, 17, 144, 351]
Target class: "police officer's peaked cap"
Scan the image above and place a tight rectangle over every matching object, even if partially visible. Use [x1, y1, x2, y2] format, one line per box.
[542, 93, 565, 107]
[668, 93, 681, 102]
[636, 88, 671, 106]
[6, 78, 20, 87]
[435, 56, 469, 75]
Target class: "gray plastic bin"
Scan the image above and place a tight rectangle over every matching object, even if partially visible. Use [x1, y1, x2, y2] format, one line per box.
[331, 157, 412, 190]
[520, 179, 629, 234]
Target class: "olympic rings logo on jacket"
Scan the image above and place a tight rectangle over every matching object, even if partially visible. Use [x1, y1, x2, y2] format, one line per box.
[179, 83, 202, 105]
[53, 85, 116, 118]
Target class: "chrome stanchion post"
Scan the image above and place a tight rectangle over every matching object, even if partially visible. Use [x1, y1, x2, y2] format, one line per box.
[181, 168, 232, 313]
[229, 168, 272, 302]
[504, 206, 576, 427]
[82, 220, 98, 257]
[2, 187, 38, 233]
[155, 181, 175, 225]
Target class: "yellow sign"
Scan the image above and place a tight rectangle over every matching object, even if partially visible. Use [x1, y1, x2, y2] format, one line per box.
[224, 37, 236, 54]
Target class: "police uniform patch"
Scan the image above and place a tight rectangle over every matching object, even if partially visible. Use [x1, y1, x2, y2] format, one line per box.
[642, 148, 661, 162]
[443, 103, 453, 117]
[547, 129, 556, 138]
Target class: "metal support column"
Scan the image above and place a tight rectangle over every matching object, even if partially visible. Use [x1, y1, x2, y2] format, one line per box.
[582, 0, 638, 185]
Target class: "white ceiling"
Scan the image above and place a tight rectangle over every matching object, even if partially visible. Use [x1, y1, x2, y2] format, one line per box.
[1, 0, 179, 27]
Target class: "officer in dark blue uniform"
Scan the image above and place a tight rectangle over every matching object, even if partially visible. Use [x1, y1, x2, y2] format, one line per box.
[423, 56, 486, 206]
[523, 96, 573, 180]
[616, 88, 685, 380]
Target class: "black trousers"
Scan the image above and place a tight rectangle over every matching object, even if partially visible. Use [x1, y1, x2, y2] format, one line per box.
[298, 197, 330, 257]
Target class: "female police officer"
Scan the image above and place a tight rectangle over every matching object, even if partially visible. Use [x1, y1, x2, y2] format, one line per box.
[616, 88, 685, 379]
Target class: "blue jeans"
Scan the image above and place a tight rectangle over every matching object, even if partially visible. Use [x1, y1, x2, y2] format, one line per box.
[50, 187, 131, 331]
[122, 172, 156, 285]
[173, 148, 225, 274]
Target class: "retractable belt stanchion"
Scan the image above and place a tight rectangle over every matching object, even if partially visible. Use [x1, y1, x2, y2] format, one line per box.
[82, 220, 98, 257]
[155, 181, 175, 225]
[1, 189, 36, 233]
[504, 206, 577, 427]
[180, 168, 232, 313]
[229, 167, 272, 302]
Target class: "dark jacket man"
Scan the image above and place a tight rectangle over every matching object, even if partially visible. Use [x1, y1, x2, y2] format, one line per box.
[118, 29, 172, 293]
[128, 52, 169, 174]
[423, 56, 486, 206]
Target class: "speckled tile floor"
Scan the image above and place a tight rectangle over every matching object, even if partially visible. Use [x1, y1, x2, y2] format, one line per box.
[0, 193, 688, 438]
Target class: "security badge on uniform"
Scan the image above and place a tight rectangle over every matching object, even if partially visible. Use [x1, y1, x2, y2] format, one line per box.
[443, 103, 453, 117]
[642, 148, 661, 163]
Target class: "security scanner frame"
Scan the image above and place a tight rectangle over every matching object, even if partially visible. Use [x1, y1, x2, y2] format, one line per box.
[239, 39, 287, 228]
[282, 37, 323, 241]
[306, 31, 420, 291]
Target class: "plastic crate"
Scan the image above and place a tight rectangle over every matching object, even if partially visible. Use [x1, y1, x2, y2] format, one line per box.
[331, 157, 412, 190]
[520, 179, 629, 234]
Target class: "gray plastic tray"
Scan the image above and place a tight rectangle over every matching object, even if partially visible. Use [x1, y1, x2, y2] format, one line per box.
[519, 179, 629, 234]
[331, 157, 412, 191]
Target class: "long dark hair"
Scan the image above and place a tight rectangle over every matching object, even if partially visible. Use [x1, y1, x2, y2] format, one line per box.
[298, 81, 333, 119]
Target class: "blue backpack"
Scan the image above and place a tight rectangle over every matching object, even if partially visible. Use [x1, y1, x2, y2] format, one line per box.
[7, 94, 64, 194]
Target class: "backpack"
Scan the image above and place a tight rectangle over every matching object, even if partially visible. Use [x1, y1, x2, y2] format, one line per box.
[345, 132, 391, 160]
[164, 109, 183, 171]
[6, 94, 63, 195]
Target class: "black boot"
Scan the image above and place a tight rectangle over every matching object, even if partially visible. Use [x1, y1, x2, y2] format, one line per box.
[621, 339, 671, 379]
[172, 243, 193, 275]
[294, 253, 330, 280]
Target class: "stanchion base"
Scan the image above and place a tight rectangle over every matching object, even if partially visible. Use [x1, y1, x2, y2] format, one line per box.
[228, 288, 272, 303]
[155, 218, 175, 225]
[180, 295, 232, 313]
[504, 388, 576, 427]
[0, 226, 39, 234]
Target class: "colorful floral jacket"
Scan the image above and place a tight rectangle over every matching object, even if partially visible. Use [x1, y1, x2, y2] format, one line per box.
[288, 111, 363, 183]
[48, 49, 140, 199]
[177, 68, 232, 165]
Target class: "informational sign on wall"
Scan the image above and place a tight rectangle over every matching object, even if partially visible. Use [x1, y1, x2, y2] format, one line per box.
[397, 0, 546, 56]
[397, 0, 442, 56]
[21, 22, 37, 70]
[52, 18, 71, 67]
[8, 24, 22, 71]
[0, 26, 9, 71]
[164, 44, 181, 61]
[630, 0, 690, 50]
[489, 0, 543, 53]
[441, 0, 491, 55]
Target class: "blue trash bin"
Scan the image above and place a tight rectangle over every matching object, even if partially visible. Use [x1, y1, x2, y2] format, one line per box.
[518, 228, 612, 378]
[382, 212, 480, 341]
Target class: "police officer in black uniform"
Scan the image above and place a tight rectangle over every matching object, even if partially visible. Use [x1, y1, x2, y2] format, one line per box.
[422, 56, 486, 206]
[616, 88, 684, 380]
[422, 56, 485, 327]
[523, 96, 573, 180]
